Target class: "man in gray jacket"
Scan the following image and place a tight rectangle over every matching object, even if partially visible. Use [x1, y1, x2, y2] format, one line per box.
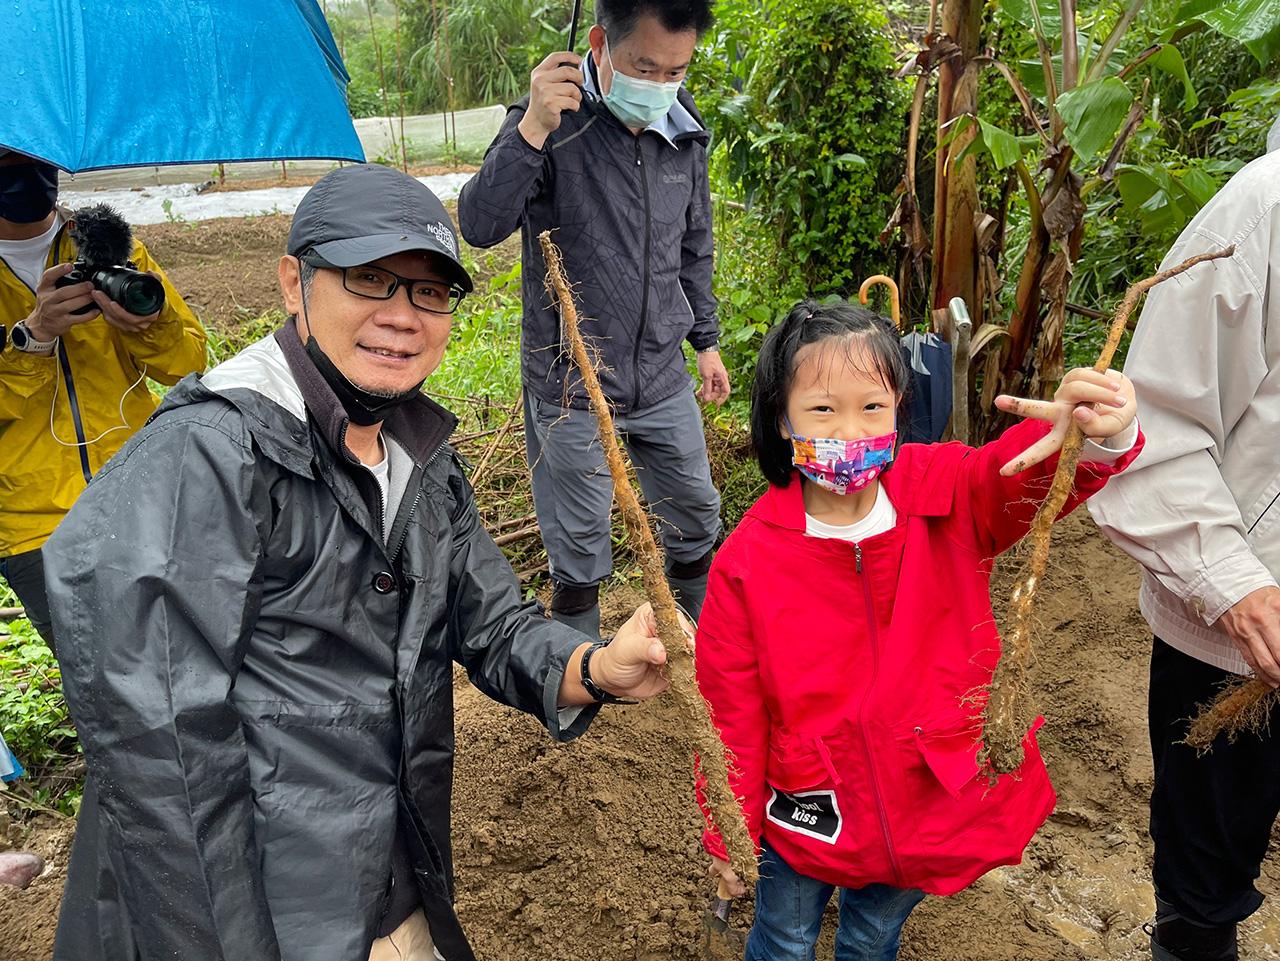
[44, 164, 669, 961]
[457, 0, 727, 639]
[1090, 139, 1280, 961]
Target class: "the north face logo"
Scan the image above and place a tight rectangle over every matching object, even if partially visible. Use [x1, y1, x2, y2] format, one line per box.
[425, 221, 458, 258]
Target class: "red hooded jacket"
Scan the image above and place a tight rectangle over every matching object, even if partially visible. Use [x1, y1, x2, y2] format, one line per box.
[697, 419, 1143, 895]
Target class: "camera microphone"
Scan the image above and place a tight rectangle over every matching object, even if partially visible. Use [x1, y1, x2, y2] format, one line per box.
[55, 204, 165, 318]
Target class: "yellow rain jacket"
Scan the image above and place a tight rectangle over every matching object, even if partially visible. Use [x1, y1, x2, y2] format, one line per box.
[0, 212, 206, 556]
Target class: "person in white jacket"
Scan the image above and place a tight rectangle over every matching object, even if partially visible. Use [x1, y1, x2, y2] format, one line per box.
[1090, 136, 1280, 961]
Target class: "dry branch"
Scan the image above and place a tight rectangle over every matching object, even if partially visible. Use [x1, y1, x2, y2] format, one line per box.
[471, 406, 520, 482]
[980, 245, 1236, 776]
[493, 524, 541, 548]
[538, 230, 758, 886]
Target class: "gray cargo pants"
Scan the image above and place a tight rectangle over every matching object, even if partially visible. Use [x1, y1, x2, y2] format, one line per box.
[523, 386, 722, 589]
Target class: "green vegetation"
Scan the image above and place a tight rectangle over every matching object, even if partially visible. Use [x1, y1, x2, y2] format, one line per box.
[0, 612, 80, 817]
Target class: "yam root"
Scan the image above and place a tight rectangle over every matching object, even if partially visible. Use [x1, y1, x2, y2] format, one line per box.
[1186, 678, 1278, 752]
[538, 231, 758, 886]
[980, 246, 1236, 776]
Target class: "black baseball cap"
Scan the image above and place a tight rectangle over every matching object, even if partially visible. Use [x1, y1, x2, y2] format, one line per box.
[288, 164, 473, 293]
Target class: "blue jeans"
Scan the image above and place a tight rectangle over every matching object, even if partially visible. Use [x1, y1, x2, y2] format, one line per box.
[746, 841, 926, 961]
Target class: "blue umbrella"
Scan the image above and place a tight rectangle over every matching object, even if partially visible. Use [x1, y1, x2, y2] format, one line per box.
[0, 0, 364, 173]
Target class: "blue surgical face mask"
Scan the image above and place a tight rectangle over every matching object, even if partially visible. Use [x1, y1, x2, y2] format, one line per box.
[602, 38, 682, 129]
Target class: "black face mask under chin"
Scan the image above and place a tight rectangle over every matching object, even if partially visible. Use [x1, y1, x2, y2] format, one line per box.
[298, 301, 425, 427]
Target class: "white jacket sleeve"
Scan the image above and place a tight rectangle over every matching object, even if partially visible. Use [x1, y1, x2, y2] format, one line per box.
[1089, 242, 1277, 626]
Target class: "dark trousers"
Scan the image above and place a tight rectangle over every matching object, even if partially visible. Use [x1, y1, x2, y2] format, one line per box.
[1149, 637, 1280, 926]
[0, 548, 56, 654]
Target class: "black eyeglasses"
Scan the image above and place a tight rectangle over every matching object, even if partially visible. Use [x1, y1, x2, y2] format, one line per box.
[305, 255, 466, 314]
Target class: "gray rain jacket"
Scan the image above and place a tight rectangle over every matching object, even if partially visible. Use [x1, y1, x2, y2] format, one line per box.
[44, 322, 597, 961]
[457, 61, 718, 413]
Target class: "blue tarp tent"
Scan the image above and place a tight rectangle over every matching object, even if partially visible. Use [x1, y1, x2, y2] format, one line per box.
[0, 0, 364, 172]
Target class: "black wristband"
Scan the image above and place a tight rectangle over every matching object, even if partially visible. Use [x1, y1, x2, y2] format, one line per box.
[580, 640, 636, 705]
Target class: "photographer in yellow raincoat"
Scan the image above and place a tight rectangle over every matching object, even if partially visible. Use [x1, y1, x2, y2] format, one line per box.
[0, 150, 206, 652]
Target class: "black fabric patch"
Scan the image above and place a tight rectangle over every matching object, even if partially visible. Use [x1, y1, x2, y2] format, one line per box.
[766, 788, 843, 844]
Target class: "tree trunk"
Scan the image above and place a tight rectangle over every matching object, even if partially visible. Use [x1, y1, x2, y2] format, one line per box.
[930, 0, 985, 325]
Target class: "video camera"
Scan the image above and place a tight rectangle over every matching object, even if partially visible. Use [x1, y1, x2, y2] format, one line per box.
[53, 204, 164, 317]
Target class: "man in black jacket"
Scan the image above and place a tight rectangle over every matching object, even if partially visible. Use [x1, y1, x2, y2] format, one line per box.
[458, 0, 726, 639]
[44, 164, 669, 961]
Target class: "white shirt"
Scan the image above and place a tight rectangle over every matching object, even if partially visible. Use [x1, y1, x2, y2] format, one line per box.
[0, 213, 63, 293]
[805, 484, 898, 543]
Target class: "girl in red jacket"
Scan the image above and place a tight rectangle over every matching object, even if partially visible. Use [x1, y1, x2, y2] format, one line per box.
[698, 300, 1141, 960]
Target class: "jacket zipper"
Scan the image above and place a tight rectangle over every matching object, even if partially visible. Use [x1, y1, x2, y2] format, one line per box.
[631, 137, 651, 411]
[389, 444, 445, 565]
[390, 443, 454, 915]
[854, 543, 906, 886]
[392, 443, 450, 684]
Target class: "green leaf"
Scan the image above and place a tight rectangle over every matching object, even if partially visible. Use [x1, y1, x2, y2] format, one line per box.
[1179, 0, 1280, 66]
[977, 118, 1023, 170]
[1000, 0, 1062, 34]
[1056, 77, 1134, 162]
[1179, 167, 1222, 206]
[1148, 45, 1197, 110]
[1114, 164, 1165, 209]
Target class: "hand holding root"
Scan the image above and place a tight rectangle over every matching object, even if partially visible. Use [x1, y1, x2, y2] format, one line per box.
[980, 245, 1235, 777]
[1185, 587, 1280, 752]
[593, 603, 676, 700]
[707, 856, 748, 898]
[995, 369, 1136, 476]
[538, 229, 759, 886]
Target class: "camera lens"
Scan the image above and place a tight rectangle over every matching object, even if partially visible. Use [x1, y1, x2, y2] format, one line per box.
[95, 268, 164, 317]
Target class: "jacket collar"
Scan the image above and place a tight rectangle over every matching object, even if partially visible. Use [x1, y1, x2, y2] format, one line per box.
[746, 445, 961, 533]
[274, 319, 457, 470]
[580, 55, 707, 148]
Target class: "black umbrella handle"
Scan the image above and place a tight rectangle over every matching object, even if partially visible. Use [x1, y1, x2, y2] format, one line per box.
[568, 0, 583, 54]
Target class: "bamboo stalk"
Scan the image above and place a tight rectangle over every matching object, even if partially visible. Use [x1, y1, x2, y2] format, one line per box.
[980, 245, 1236, 776]
[538, 230, 758, 886]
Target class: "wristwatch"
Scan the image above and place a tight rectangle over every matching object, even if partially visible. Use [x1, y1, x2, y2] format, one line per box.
[696, 343, 720, 354]
[10, 320, 57, 355]
[580, 640, 636, 705]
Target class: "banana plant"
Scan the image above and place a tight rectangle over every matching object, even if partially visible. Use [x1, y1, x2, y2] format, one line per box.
[894, 0, 1280, 438]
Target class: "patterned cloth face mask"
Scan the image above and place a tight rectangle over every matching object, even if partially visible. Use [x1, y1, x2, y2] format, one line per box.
[786, 421, 898, 495]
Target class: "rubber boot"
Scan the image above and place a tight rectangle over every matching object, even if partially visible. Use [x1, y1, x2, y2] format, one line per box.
[552, 604, 601, 641]
[551, 581, 601, 641]
[1148, 898, 1238, 961]
[666, 571, 709, 624]
[665, 549, 714, 626]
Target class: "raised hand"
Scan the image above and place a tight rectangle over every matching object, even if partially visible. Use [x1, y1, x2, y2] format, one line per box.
[994, 368, 1136, 476]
